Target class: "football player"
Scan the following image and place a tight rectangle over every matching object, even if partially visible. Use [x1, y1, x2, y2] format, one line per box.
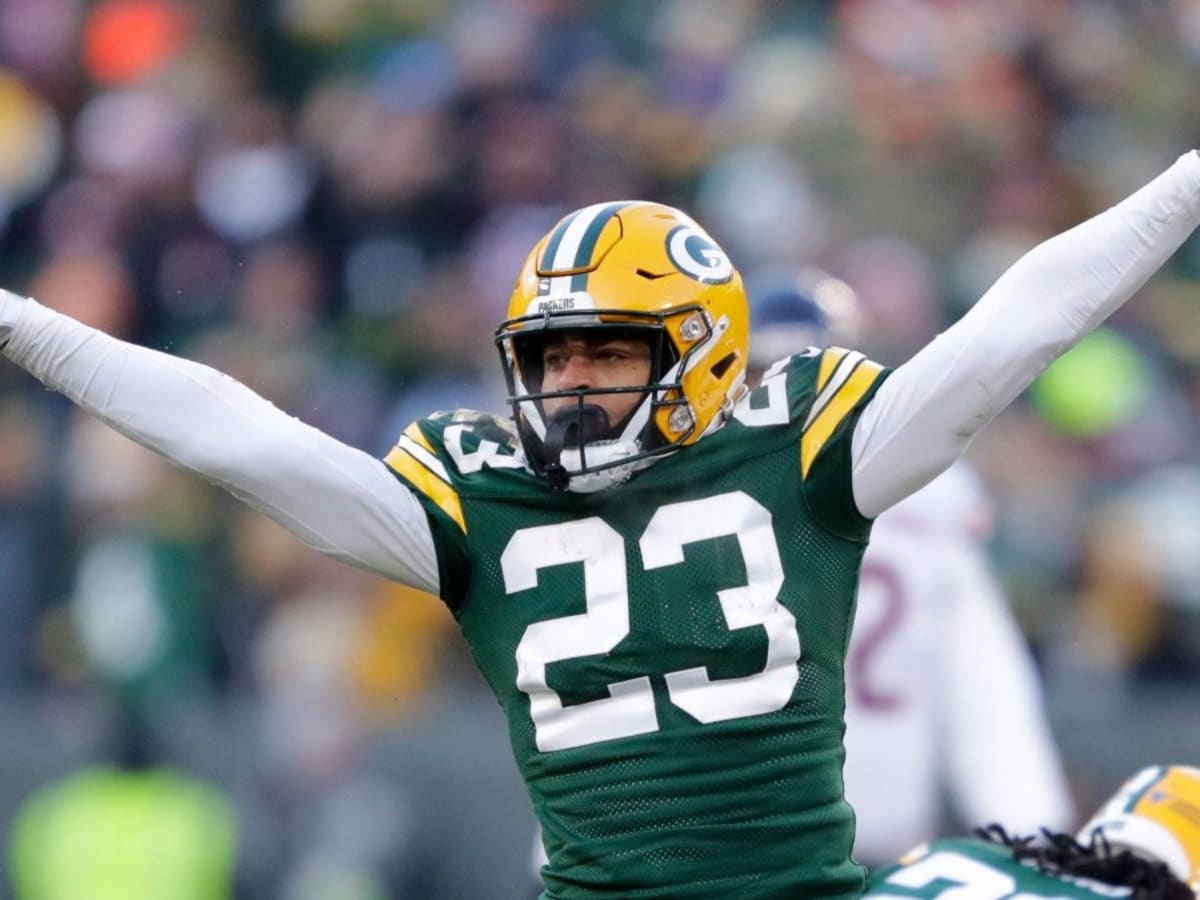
[3, 153, 1200, 898]
[864, 765, 1200, 899]
[745, 268, 1075, 866]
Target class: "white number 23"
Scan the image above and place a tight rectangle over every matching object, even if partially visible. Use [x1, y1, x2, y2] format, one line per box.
[501, 491, 801, 752]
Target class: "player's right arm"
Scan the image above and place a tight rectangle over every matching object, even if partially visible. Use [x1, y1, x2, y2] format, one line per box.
[851, 151, 1200, 518]
[0, 290, 439, 593]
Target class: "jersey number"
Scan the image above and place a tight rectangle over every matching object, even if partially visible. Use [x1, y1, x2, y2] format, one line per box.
[847, 559, 908, 711]
[500, 491, 801, 752]
[872, 851, 1074, 899]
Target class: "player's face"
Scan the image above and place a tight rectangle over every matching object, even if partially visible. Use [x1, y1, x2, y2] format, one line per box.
[539, 332, 653, 425]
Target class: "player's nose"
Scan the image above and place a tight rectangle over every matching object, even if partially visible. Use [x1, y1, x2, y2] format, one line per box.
[558, 352, 596, 390]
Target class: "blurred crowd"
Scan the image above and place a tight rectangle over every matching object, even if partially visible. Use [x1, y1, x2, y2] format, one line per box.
[3, 0, 1200, 896]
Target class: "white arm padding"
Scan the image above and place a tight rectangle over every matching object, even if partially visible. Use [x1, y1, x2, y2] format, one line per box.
[852, 152, 1200, 517]
[1, 294, 440, 593]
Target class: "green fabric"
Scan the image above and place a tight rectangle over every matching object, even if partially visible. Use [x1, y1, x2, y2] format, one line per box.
[865, 837, 1138, 898]
[10, 766, 237, 900]
[389, 351, 890, 899]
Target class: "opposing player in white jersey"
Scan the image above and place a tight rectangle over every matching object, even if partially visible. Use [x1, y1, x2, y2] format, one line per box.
[746, 268, 1075, 866]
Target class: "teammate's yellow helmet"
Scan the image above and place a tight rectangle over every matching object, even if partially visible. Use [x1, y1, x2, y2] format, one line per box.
[495, 201, 749, 491]
[1078, 765, 1200, 892]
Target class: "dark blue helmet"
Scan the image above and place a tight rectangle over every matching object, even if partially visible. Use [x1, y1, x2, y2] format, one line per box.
[747, 266, 861, 373]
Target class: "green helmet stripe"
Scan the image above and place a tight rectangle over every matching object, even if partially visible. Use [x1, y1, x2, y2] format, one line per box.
[537, 202, 632, 297]
[569, 201, 630, 291]
[1124, 766, 1168, 812]
[539, 208, 581, 275]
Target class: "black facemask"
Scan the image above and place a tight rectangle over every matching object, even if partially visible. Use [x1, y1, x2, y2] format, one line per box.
[543, 404, 613, 456]
[540, 404, 618, 491]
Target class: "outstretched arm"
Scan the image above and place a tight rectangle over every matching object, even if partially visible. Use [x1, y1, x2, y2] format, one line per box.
[0, 291, 439, 593]
[851, 151, 1200, 518]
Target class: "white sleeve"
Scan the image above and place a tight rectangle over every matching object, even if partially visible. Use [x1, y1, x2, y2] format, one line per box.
[938, 538, 1075, 834]
[852, 151, 1200, 518]
[0, 292, 440, 593]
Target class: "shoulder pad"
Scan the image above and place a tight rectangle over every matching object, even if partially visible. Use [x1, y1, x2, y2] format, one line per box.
[799, 347, 886, 477]
[423, 409, 524, 476]
[428, 408, 521, 447]
[735, 347, 886, 477]
[384, 409, 525, 531]
[384, 416, 468, 533]
[733, 348, 822, 429]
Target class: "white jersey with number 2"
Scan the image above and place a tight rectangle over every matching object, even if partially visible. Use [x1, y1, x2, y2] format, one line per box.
[843, 461, 1074, 865]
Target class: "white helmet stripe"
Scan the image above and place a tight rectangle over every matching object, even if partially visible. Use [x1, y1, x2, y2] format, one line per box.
[538, 202, 632, 298]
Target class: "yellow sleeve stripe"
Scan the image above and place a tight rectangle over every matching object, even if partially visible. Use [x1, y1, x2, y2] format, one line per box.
[800, 357, 885, 478]
[805, 349, 864, 430]
[397, 433, 452, 483]
[384, 443, 466, 534]
[403, 421, 437, 455]
[816, 346, 849, 393]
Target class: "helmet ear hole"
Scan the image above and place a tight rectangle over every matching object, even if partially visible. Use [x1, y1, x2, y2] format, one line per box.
[710, 353, 737, 379]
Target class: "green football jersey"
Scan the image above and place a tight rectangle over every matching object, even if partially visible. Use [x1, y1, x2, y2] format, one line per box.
[384, 348, 889, 899]
[865, 838, 1136, 898]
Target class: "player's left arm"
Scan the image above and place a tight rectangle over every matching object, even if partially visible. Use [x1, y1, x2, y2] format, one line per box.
[850, 151, 1200, 518]
[937, 535, 1076, 834]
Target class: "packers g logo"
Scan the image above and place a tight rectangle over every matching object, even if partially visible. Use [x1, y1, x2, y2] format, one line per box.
[666, 225, 734, 284]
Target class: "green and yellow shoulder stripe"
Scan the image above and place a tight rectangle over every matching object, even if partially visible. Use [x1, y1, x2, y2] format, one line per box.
[384, 421, 466, 535]
[792, 347, 889, 538]
[800, 347, 887, 478]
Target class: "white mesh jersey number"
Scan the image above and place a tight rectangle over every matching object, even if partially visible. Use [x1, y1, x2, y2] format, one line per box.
[871, 850, 1081, 899]
[502, 491, 800, 752]
[733, 359, 792, 427]
[641, 492, 798, 723]
[504, 518, 657, 752]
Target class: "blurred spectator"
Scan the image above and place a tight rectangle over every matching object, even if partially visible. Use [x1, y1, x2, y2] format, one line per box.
[237, 548, 436, 899]
[8, 708, 238, 900]
[63, 416, 224, 718]
[0, 395, 60, 688]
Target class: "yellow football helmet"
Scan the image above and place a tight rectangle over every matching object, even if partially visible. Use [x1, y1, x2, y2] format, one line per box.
[494, 200, 749, 491]
[1078, 764, 1200, 892]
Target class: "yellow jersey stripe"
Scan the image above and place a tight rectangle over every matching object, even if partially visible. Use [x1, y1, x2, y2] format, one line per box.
[805, 349, 864, 430]
[404, 422, 436, 455]
[800, 358, 885, 478]
[816, 347, 849, 393]
[398, 434, 452, 482]
[384, 445, 466, 533]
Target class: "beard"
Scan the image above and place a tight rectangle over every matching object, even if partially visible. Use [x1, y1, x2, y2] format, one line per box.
[542, 403, 614, 458]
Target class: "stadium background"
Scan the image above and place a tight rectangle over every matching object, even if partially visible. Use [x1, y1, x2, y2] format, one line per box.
[1, 0, 1200, 896]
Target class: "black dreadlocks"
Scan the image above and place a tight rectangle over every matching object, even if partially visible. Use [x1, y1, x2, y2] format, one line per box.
[978, 824, 1194, 900]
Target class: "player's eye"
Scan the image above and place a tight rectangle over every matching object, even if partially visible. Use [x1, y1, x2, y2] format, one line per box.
[594, 343, 634, 363]
[543, 349, 570, 369]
